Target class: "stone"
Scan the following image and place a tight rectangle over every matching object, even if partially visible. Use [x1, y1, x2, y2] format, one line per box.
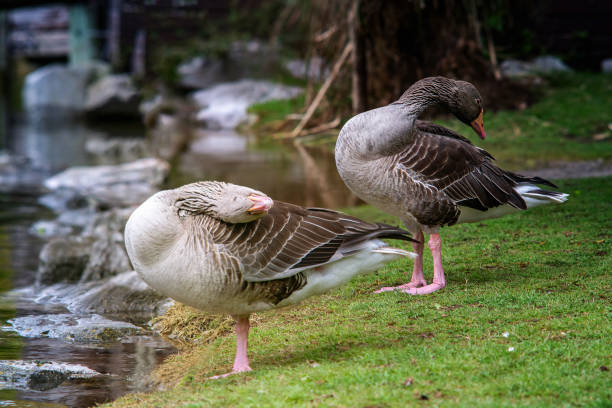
[30, 271, 171, 315]
[0, 152, 47, 193]
[23, 62, 110, 112]
[192, 79, 302, 129]
[177, 56, 227, 90]
[177, 40, 281, 89]
[36, 208, 134, 285]
[500, 59, 534, 77]
[80, 232, 131, 282]
[3, 313, 144, 343]
[501, 55, 572, 78]
[43, 158, 170, 208]
[29, 220, 74, 239]
[0, 360, 102, 391]
[37, 237, 94, 285]
[84, 74, 141, 118]
[602, 58, 612, 73]
[85, 137, 151, 165]
[531, 55, 572, 73]
[285, 56, 329, 81]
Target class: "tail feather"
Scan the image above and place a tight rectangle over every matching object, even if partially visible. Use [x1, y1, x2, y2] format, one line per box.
[521, 188, 569, 204]
[372, 247, 417, 259]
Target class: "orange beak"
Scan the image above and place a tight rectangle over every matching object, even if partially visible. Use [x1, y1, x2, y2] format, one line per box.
[470, 110, 486, 140]
[247, 195, 274, 215]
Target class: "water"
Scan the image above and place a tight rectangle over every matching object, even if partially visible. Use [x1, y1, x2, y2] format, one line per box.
[0, 192, 176, 407]
[0, 109, 354, 407]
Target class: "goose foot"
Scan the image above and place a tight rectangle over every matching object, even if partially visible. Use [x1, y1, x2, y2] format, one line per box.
[208, 366, 252, 380]
[398, 282, 445, 295]
[375, 280, 426, 293]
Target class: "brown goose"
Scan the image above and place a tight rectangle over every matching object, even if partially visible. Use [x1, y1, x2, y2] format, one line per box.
[335, 76, 568, 295]
[124, 181, 416, 377]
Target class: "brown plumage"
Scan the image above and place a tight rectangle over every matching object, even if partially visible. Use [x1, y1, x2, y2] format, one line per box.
[335, 76, 568, 295]
[124, 181, 416, 376]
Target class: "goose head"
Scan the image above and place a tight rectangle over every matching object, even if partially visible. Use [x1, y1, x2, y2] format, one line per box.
[448, 80, 486, 140]
[399, 77, 486, 140]
[175, 181, 274, 224]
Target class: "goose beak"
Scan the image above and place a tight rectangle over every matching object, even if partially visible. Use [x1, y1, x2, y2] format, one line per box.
[470, 110, 486, 140]
[247, 195, 274, 215]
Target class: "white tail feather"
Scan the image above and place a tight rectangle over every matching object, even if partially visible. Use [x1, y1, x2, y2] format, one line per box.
[372, 247, 417, 259]
[457, 183, 568, 224]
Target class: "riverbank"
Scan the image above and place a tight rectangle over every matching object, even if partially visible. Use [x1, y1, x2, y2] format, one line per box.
[250, 72, 612, 171]
[104, 176, 610, 407]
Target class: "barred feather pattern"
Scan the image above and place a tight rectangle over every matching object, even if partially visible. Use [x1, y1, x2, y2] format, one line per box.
[335, 76, 561, 230]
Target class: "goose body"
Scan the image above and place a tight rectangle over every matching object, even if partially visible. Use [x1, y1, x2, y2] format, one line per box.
[124, 181, 416, 375]
[335, 76, 568, 295]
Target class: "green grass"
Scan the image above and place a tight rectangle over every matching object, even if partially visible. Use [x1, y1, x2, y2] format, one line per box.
[107, 177, 611, 408]
[249, 73, 612, 168]
[437, 73, 612, 169]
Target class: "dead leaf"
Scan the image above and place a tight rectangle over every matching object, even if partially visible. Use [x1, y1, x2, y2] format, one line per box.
[403, 377, 413, 387]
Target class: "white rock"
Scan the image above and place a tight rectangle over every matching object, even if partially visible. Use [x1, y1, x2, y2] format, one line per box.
[192, 79, 302, 129]
[84, 74, 141, 118]
[43, 158, 169, 207]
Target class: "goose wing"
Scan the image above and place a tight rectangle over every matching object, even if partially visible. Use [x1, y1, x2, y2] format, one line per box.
[397, 124, 553, 217]
[209, 202, 414, 282]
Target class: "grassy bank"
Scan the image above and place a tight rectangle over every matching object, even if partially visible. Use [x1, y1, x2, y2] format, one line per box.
[250, 73, 612, 169]
[107, 176, 611, 407]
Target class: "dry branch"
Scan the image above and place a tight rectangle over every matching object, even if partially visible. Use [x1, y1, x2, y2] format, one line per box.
[290, 42, 353, 138]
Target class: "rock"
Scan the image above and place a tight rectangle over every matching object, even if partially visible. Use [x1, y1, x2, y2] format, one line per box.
[0, 152, 47, 193]
[0, 360, 102, 391]
[285, 56, 329, 81]
[177, 40, 281, 89]
[602, 58, 612, 73]
[36, 208, 134, 284]
[84, 74, 141, 118]
[80, 232, 131, 282]
[3, 313, 144, 343]
[192, 79, 302, 129]
[500, 59, 534, 77]
[43, 158, 169, 208]
[37, 237, 94, 285]
[85, 136, 151, 165]
[34, 271, 171, 315]
[23, 62, 110, 112]
[29, 220, 74, 239]
[501, 55, 572, 78]
[531, 55, 572, 73]
[147, 114, 193, 160]
[177, 56, 227, 90]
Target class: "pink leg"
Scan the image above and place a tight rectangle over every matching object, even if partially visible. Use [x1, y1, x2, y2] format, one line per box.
[400, 233, 446, 295]
[375, 230, 426, 293]
[209, 314, 252, 379]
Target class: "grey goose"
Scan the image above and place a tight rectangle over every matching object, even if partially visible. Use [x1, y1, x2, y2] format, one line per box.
[124, 181, 416, 377]
[335, 76, 568, 295]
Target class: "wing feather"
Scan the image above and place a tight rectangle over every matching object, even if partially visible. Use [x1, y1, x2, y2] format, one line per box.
[207, 202, 414, 282]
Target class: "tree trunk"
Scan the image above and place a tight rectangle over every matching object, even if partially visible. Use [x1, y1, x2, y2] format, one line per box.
[349, 0, 367, 114]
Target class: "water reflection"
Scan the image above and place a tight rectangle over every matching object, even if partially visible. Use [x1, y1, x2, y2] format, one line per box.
[174, 128, 354, 208]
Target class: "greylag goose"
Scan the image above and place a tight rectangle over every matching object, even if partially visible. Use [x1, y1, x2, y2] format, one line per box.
[335, 76, 568, 295]
[124, 181, 416, 377]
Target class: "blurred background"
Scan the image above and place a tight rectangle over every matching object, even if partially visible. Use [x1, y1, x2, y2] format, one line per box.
[0, 1, 610, 407]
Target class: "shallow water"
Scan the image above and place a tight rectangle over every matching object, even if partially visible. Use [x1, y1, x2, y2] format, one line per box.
[0, 192, 176, 408]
